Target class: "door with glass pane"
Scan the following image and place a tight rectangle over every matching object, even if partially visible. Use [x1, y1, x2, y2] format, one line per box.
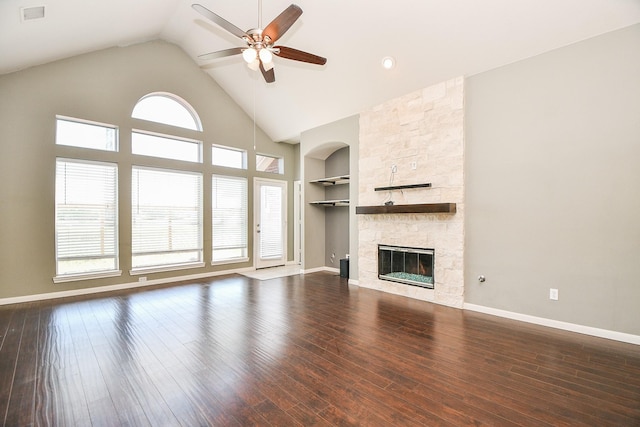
[254, 178, 287, 269]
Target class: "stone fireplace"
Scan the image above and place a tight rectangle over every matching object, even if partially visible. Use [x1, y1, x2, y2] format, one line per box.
[357, 77, 464, 308]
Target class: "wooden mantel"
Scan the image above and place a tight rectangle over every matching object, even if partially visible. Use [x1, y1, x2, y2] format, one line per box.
[355, 203, 456, 215]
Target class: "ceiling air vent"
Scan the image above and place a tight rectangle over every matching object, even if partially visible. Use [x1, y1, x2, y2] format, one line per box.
[20, 6, 45, 22]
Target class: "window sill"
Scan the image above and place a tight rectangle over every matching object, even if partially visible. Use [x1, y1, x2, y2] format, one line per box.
[53, 270, 122, 284]
[130, 262, 206, 276]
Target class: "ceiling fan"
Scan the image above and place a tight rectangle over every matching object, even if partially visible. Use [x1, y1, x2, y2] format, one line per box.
[192, 2, 327, 83]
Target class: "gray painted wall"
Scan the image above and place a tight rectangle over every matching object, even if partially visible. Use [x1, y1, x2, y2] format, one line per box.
[465, 24, 640, 335]
[0, 40, 296, 300]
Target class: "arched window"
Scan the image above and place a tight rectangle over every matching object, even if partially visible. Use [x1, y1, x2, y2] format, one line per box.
[132, 93, 202, 131]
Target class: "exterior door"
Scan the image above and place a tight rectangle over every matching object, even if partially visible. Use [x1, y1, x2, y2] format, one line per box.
[254, 178, 287, 269]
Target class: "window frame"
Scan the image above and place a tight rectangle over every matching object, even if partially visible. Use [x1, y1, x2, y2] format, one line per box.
[256, 153, 284, 174]
[53, 157, 121, 283]
[130, 165, 205, 274]
[131, 92, 202, 131]
[55, 115, 119, 152]
[212, 143, 247, 170]
[212, 174, 249, 265]
[132, 129, 203, 163]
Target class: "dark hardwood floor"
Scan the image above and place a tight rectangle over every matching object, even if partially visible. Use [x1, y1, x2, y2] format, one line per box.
[1, 272, 639, 426]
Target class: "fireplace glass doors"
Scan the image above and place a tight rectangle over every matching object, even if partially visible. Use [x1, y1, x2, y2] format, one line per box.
[378, 245, 434, 289]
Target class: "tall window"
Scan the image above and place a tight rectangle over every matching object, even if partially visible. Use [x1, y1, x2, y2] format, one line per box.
[131, 167, 203, 270]
[212, 175, 248, 263]
[55, 159, 118, 278]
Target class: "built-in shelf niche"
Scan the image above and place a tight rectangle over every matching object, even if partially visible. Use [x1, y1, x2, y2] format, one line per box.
[309, 174, 350, 207]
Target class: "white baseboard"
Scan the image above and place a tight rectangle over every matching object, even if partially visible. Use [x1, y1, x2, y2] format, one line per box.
[464, 303, 640, 346]
[348, 279, 359, 286]
[0, 267, 255, 306]
[302, 266, 340, 275]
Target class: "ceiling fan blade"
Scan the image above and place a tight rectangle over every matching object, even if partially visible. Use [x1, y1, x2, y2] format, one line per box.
[263, 4, 303, 43]
[198, 47, 244, 61]
[192, 4, 249, 40]
[274, 46, 327, 65]
[259, 62, 275, 83]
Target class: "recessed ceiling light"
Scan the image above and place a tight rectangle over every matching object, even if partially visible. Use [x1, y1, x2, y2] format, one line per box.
[381, 56, 395, 70]
[20, 5, 45, 22]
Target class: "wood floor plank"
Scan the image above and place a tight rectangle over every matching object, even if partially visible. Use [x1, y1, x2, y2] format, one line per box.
[3, 305, 39, 427]
[0, 307, 26, 426]
[0, 272, 638, 426]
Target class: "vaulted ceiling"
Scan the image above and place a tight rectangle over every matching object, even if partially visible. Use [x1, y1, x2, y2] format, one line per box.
[2, 0, 639, 142]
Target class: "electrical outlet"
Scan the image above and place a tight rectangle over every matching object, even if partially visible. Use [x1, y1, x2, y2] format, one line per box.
[139, 276, 147, 282]
[410, 161, 417, 170]
[549, 288, 558, 301]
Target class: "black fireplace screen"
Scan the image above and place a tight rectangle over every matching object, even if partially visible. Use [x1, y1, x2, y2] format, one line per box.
[378, 245, 434, 289]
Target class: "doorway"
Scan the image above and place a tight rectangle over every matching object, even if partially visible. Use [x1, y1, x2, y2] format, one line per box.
[254, 178, 287, 269]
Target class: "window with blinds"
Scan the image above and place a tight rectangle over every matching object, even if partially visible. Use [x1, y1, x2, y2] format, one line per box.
[212, 175, 248, 263]
[131, 167, 203, 270]
[55, 159, 118, 277]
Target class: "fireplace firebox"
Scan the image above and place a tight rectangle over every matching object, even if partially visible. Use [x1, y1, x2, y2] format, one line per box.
[378, 245, 434, 289]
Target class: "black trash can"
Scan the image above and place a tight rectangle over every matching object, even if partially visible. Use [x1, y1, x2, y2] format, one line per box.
[340, 258, 349, 278]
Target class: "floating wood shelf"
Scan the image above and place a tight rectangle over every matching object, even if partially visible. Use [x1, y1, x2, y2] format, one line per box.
[356, 203, 456, 214]
[310, 199, 350, 207]
[374, 183, 432, 191]
[309, 175, 350, 186]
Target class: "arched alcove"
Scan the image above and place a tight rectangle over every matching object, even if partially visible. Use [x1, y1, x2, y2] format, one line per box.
[300, 115, 359, 279]
[304, 143, 350, 272]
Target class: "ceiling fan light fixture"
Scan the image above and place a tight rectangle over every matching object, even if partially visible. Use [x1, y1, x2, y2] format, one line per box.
[259, 48, 273, 65]
[242, 48, 257, 63]
[382, 56, 396, 70]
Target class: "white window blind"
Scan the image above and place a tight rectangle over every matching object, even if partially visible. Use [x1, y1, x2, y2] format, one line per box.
[212, 175, 248, 262]
[132, 167, 203, 269]
[55, 159, 118, 276]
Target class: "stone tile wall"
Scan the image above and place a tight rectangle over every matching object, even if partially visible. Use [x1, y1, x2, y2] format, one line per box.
[357, 77, 465, 308]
